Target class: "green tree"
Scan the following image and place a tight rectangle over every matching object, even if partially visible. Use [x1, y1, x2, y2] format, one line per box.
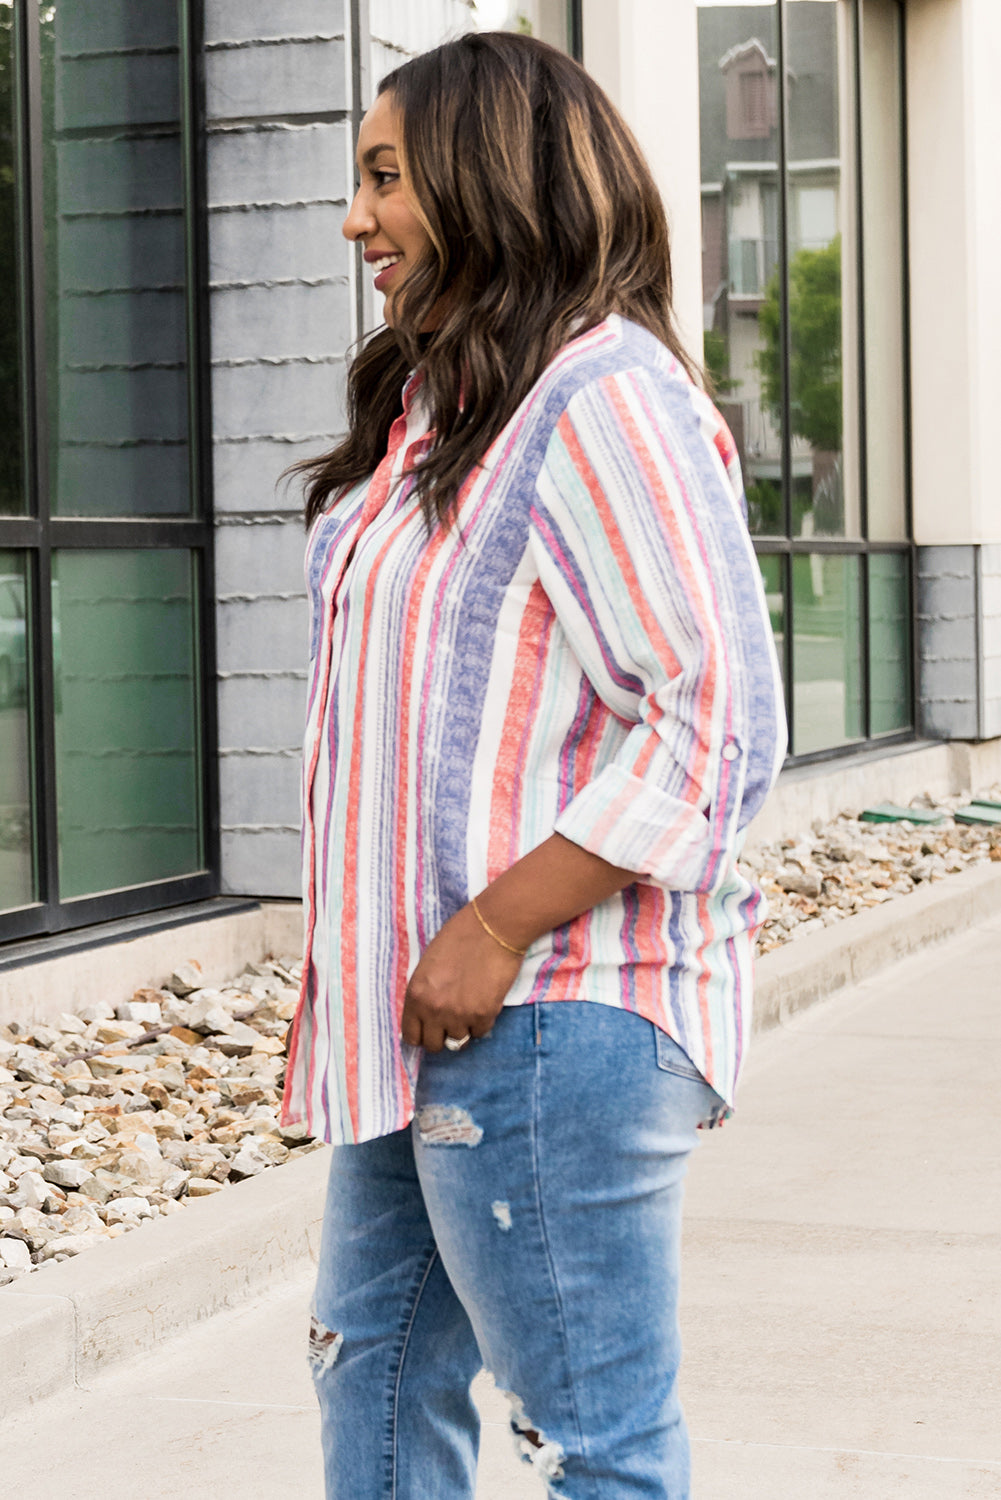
[703, 329, 738, 397]
[757, 236, 842, 454]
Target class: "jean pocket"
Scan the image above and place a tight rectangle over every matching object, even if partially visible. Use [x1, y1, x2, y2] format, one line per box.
[654, 1029, 706, 1082]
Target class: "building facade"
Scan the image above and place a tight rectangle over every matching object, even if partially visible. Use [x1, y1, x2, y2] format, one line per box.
[1, 0, 999, 956]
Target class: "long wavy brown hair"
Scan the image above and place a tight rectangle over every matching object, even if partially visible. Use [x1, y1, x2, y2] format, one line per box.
[296, 31, 697, 528]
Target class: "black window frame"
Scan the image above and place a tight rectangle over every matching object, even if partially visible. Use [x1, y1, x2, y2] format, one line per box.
[0, 0, 218, 945]
[726, 0, 915, 766]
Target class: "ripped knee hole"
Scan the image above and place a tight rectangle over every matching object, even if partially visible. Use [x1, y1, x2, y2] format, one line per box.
[308, 1312, 343, 1376]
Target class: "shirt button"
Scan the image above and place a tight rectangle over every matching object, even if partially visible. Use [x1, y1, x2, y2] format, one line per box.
[721, 742, 739, 761]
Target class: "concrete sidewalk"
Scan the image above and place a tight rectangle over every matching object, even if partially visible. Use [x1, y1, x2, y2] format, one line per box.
[2, 914, 1000, 1498]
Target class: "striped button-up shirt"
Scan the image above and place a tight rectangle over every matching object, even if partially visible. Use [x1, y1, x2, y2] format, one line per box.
[283, 316, 786, 1145]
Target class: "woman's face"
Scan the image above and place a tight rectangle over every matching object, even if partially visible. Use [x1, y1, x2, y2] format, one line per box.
[343, 92, 433, 330]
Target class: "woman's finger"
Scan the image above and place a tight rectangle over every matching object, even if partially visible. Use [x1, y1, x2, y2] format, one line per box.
[420, 1019, 447, 1053]
[401, 1003, 423, 1049]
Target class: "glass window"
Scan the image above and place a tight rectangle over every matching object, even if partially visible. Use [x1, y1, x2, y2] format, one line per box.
[699, 1, 910, 759]
[1, 3, 211, 941]
[860, 0, 907, 540]
[786, 0, 860, 540]
[52, 550, 202, 900]
[39, 1, 191, 517]
[698, 2, 783, 539]
[758, 552, 786, 688]
[472, 1, 574, 49]
[0, 551, 35, 909]
[869, 552, 910, 735]
[1, 5, 24, 518]
[792, 552, 863, 753]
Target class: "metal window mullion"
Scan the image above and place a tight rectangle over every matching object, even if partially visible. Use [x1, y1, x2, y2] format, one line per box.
[180, 0, 220, 889]
[782, 547, 794, 755]
[18, 0, 60, 918]
[776, 0, 793, 542]
[898, 1, 918, 733]
[776, 1, 794, 752]
[853, 0, 868, 544]
[569, 0, 584, 62]
[852, 2, 871, 740]
[48, 518, 210, 548]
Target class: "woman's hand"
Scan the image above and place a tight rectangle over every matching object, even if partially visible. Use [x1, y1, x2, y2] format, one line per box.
[401, 903, 523, 1052]
[402, 836, 638, 1053]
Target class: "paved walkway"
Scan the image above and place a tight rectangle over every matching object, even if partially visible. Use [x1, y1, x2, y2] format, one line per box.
[3, 914, 1001, 1498]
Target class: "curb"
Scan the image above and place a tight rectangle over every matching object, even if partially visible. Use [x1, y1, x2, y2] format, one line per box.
[753, 859, 1001, 1030]
[0, 1144, 330, 1415]
[2, 861, 1000, 1419]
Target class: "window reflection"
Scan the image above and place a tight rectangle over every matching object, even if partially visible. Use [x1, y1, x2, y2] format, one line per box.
[698, 3, 782, 536]
[0, 552, 35, 909]
[792, 552, 863, 752]
[52, 550, 202, 899]
[0, 5, 25, 517]
[472, 0, 572, 49]
[869, 552, 910, 735]
[785, 0, 859, 539]
[757, 552, 786, 688]
[39, 1, 191, 517]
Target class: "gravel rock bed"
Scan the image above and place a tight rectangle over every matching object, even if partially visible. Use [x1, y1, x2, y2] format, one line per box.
[747, 786, 1001, 954]
[0, 956, 315, 1286]
[4, 787, 1001, 1285]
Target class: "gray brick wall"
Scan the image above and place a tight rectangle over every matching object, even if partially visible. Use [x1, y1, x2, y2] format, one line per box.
[205, 1, 352, 897]
[981, 543, 1001, 740]
[916, 544, 1001, 742]
[205, 0, 475, 898]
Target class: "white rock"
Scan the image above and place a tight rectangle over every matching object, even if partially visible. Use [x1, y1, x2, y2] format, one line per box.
[77, 1002, 114, 1023]
[159, 1167, 190, 1199]
[7, 1152, 45, 1176]
[42, 1160, 93, 1190]
[115, 1000, 162, 1026]
[105, 1196, 153, 1224]
[168, 961, 204, 997]
[60, 1206, 103, 1235]
[61, 1059, 93, 1079]
[42, 1233, 107, 1260]
[9, 1171, 48, 1211]
[229, 1143, 271, 1179]
[113, 1146, 165, 1189]
[55, 1013, 88, 1035]
[0, 1238, 32, 1271]
[9, 1051, 55, 1086]
[777, 865, 824, 899]
[186, 1177, 224, 1197]
[186, 997, 237, 1034]
[211, 1021, 265, 1053]
[30, 1026, 63, 1051]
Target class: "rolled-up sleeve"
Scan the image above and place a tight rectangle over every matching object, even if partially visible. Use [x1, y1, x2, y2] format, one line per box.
[530, 368, 786, 894]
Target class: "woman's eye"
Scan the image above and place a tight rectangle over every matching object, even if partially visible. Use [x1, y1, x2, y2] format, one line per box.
[373, 170, 399, 189]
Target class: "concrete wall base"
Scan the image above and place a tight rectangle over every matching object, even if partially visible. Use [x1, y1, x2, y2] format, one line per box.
[745, 737, 1001, 851]
[0, 901, 304, 1031]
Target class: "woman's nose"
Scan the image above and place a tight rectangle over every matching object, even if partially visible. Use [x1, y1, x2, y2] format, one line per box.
[343, 187, 375, 243]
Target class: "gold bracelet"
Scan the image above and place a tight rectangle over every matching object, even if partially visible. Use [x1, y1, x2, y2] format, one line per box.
[471, 894, 528, 957]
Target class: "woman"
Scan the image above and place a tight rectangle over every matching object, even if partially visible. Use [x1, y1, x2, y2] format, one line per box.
[283, 31, 785, 1500]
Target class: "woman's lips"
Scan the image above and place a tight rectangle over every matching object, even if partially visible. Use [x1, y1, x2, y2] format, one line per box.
[372, 254, 403, 293]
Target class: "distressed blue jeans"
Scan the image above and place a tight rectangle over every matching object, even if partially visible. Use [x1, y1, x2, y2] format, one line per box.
[309, 1001, 722, 1499]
